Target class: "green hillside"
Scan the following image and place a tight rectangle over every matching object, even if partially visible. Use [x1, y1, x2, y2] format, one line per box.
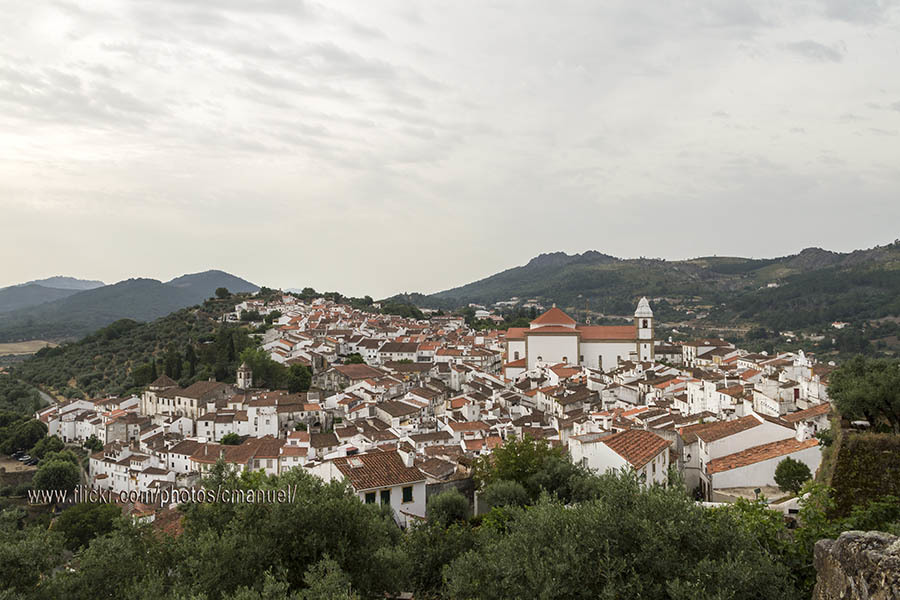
[0, 270, 258, 342]
[13, 295, 256, 399]
[408, 242, 900, 331]
[0, 284, 81, 314]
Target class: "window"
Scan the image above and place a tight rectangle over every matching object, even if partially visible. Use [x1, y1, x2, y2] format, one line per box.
[380, 489, 391, 505]
[402, 486, 413, 503]
[562, 356, 568, 364]
[514, 351, 520, 360]
[365, 492, 376, 504]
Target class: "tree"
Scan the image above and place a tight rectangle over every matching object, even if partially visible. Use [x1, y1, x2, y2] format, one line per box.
[345, 353, 365, 365]
[471, 434, 569, 500]
[481, 480, 529, 509]
[40, 449, 80, 466]
[299, 557, 360, 600]
[221, 433, 242, 446]
[83, 435, 104, 452]
[216, 287, 231, 299]
[286, 364, 312, 393]
[426, 488, 470, 527]
[32, 459, 80, 492]
[54, 503, 123, 550]
[0, 418, 47, 454]
[774, 457, 812, 495]
[30, 434, 64, 459]
[829, 356, 900, 432]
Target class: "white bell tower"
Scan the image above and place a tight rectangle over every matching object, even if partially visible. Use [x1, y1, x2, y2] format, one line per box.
[237, 362, 253, 390]
[634, 297, 654, 361]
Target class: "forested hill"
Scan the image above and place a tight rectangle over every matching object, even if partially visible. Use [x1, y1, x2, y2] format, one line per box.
[392, 242, 900, 329]
[13, 295, 257, 399]
[0, 270, 258, 342]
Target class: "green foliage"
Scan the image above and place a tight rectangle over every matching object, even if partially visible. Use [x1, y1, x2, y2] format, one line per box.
[471, 434, 575, 501]
[426, 488, 470, 527]
[14, 303, 256, 398]
[30, 435, 64, 459]
[53, 503, 123, 551]
[774, 457, 812, 494]
[829, 431, 900, 517]
[480, 479, 529, 509]
[286, 364, 312, 394]
[401, 522, 476, 597]
[379, 302, 424, 320]
[443, 475, 797, 600]
[39, 449, 80, 466]
[0, 374, 42, 416]
[345, 354, 365, 365]
[221, 433, 242, 446]
[829, 356, 900, 432]
[216, 287, 231, 299]
[0, 418, 47, 454]
[0, 507, 66, 597]
[83, 435, 103, 452]
[32, 459, 80, 492]
[299, 557, 360, 600]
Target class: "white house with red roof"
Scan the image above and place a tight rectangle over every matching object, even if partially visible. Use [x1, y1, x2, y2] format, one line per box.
[504, 299, 653, 375]
[569, 429, 671, 486]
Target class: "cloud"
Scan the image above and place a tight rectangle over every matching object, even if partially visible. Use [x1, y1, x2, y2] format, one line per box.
[0, 0, 898, 297]
[784, 40, 846, 62]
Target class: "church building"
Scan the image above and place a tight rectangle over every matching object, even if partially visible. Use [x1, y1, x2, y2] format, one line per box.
[504, 298, 654, 377]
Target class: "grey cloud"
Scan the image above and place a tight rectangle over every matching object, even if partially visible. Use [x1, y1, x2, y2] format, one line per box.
[784, 40, 846, 62]
[0, 64, 165, 127]
[819, 0, 900, 24]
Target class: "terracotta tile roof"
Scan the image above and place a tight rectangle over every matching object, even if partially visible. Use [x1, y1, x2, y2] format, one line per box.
[531, 307, 576, 326]
[689, 415, 761, 443]
[332, 451, 425, 491]
[505, 327, 527, 340]
[600, 429, 671, 468]
[707, 437, 819, 474]
[577, 325, 636, 341]
[782, 403, 832, 423]
[525, 326, 580, 334]
[333, 364, 385, 380]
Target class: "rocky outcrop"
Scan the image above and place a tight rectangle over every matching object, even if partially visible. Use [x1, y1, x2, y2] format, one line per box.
[814, 531, 900, 600]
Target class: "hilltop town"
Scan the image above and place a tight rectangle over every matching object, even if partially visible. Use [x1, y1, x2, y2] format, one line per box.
[34, 291, 834, 523]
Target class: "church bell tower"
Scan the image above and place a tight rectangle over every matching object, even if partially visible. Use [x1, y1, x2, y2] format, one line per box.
[634, 297, 654, 361]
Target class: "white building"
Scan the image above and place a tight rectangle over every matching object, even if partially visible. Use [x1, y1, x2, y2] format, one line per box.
[307, 450, 427, 527]
[504, 299, 654, 376]
[569, 429, 671, 486]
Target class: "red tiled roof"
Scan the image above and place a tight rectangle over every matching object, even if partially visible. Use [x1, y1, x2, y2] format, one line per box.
[505, 327, 527, 340]
[782, 403, 832, 423]
[525, 326, 579, 334]
[578, 325, 635, 341]
[332, 451, 425, 490]
[531, 307, 576, 326]
[707, 437, 819, 474]
[691, 415, 760, 443]
[600, 429, 671, 468]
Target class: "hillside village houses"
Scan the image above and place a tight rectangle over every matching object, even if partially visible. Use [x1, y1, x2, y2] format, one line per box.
[34, 293, 836, 525]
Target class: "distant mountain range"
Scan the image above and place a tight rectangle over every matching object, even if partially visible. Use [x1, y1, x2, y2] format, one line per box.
[388, 242, 900, 330]
[0, 270, 258, 342]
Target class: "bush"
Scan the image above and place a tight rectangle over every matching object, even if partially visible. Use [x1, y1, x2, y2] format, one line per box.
[774, 457, 812, 495]
[426, 488, 470, 527]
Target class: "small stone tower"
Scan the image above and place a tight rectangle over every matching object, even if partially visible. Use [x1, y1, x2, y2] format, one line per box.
[236, 362, 253, 390]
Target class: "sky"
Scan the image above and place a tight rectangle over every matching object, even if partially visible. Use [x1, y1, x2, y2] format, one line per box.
[1, 1, 899, 298]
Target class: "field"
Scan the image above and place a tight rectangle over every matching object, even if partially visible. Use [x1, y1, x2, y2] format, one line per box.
[0, 340, 58, 356]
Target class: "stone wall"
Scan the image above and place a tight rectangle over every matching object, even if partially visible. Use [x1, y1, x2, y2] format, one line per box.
[813, 531, 900, 600]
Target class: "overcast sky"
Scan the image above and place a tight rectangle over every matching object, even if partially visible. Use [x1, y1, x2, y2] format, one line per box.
[1, 1, 899, 297]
